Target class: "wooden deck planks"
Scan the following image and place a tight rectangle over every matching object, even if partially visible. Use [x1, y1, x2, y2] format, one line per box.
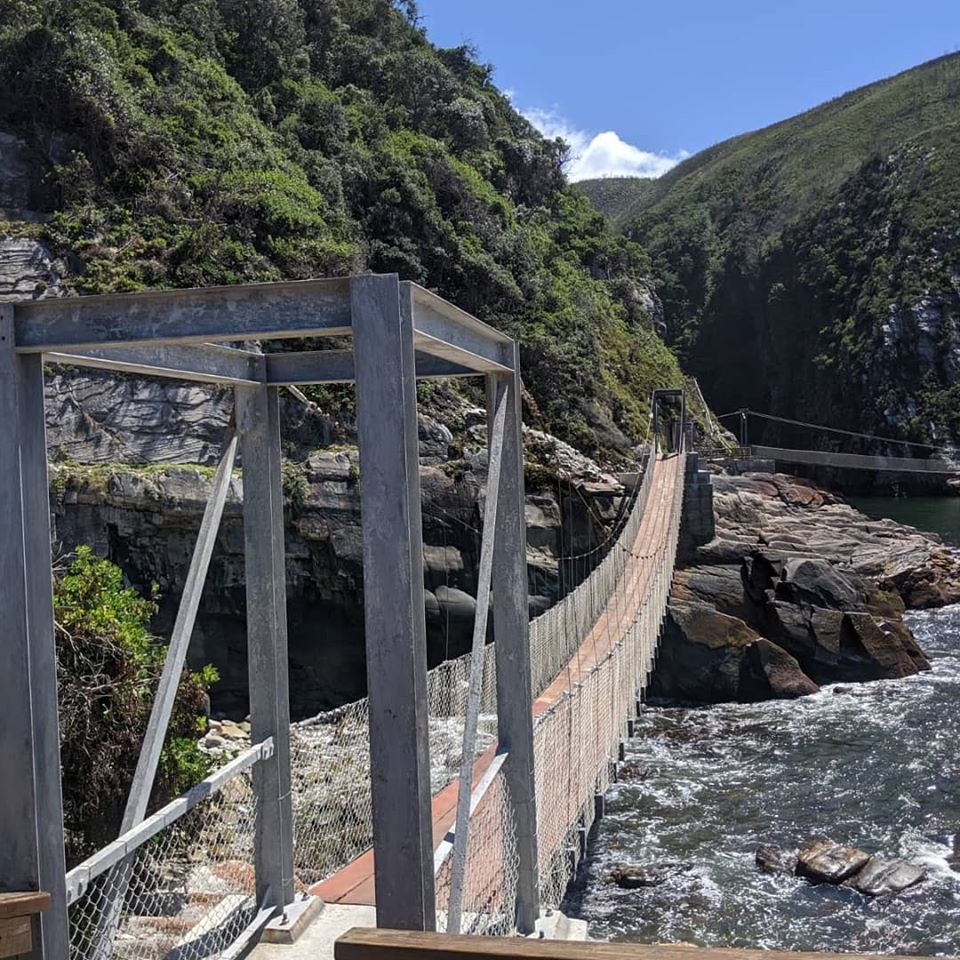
[335, 928, 956, 960]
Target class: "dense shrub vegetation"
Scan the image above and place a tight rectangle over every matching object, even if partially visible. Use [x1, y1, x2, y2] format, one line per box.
[55, 547, 215, 865]
[581, 54, 960, 447]
[0, 0, 690, 456]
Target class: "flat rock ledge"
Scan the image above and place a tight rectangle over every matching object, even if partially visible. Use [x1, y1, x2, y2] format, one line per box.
[649, 472, 960, 703]
[757, 840, 926, 896]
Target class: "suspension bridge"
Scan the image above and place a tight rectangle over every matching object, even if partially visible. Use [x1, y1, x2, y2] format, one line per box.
[0, 277, 694, 960]
[712, 408, 960, 477]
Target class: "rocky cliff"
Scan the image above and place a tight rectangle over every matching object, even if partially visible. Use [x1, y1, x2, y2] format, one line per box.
[42, 363, 624, 718]
[651, 471, 960, 703]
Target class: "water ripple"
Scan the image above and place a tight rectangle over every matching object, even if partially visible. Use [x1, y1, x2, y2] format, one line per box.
[564, 604, 960, 953]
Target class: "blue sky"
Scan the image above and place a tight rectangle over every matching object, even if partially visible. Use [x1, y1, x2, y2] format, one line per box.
[414, 0, 960, 180]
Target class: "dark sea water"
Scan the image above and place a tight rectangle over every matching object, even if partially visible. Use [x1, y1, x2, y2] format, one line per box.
[848, 496, 960, 548]
[566, 497, 960, 952]
[565, 605, 960, 952]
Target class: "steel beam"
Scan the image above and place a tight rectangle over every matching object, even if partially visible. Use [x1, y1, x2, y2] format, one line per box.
[487, 349, 540, 934]
[237, 382, 295, 911]
[121, 430, 239, 831]
[0, 318, 71, 960]
[264, 350, 478, 385]
[353, 275, 435, 930]
[46, 344, 261, 384]
[21, 352, 70, 960]
[14, 279, 351, 352]
[407, 283, 513, 373]
[447, 387, 507, 933]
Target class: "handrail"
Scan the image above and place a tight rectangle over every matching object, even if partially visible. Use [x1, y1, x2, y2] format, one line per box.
[433, 751, 509, 876]
[752, 445, 960, 474]
[65, 738, 274, 904]
[335, 929, 957, 960]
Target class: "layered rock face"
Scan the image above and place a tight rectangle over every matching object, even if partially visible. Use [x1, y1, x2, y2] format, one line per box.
[46, 366, 622, 717]
[650, 472, 960, 703]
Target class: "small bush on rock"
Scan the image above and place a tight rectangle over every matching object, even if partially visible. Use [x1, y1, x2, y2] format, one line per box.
[55, 546, 217, 866]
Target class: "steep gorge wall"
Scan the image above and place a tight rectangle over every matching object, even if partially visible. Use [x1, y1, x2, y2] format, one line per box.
[44, 369, 624, 717]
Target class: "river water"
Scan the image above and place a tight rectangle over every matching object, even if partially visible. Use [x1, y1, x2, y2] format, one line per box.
[566, 500, 960, 952]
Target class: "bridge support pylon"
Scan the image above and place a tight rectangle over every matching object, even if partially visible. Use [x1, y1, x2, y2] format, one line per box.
[0, 306, 70, 960]
[354, 275, 437, 931]
[488, 350, 540, 935]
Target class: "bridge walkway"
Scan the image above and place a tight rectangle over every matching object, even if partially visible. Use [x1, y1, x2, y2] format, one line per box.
[313, 452, 686, 908]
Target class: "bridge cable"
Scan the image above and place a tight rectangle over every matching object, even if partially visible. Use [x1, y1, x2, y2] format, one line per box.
[717, 408, 950, 453]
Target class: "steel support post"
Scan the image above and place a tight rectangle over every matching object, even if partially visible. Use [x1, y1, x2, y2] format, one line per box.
[0, 306, 69, 960]
[237, 382, 295, 911]
[487, 351, 540, 934]
[352, 275, 435, 930]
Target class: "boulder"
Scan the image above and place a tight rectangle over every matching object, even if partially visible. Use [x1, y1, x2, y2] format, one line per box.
[672, 564, 754, 619]
[0, 237, 63, 298]
[219, 721, 249, 741]
[755, 844, 798, 875]
[763, 600, 817, 659]
[796, 840, 871, 884]
[607, 860, 692, 889]
[616, 758, 652, 781]
[841, 613, 930, 679]
[752, 638, 820, 699]
[647, 602, 818, 704]
[776, 558, 861, 611]
[844, 857, 925, 896]
[417, 414, 453, 464]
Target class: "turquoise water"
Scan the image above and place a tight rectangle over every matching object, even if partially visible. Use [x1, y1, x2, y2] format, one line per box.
[847, 496, 960, 548]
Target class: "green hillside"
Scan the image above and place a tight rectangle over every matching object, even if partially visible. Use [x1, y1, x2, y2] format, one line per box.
[584, 53, 960, 446]
[577, 177, 654, 229]
[0, 0, 691, 459]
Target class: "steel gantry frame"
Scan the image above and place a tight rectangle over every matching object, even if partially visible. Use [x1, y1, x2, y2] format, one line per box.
[0, 274, 540, 959]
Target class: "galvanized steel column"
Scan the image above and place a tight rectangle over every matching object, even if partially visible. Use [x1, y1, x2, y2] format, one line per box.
[487, 350, 540, 934]
[0, 305, 70, 960]
[237, 380, 295, 911]
[353, 274, 435, 930]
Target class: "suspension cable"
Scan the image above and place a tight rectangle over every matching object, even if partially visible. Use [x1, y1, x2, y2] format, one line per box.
[718, 408, 950, 453]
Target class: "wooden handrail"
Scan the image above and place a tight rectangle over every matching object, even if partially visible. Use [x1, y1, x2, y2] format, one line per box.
[0, 891, 50, 959]
[334, 929, 955, 960]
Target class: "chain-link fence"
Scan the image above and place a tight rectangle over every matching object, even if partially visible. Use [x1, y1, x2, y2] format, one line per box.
[66, 742, 270, 960]
[291, 642, 499, 887]
[435, 762, 519, 937]
[532, 453, 685, 909]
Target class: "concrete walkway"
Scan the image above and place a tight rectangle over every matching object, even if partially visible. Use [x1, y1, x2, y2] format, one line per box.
[249, 904, 588, 960]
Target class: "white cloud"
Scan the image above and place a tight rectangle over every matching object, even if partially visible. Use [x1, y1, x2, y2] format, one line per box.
[522, 107, 688, 182]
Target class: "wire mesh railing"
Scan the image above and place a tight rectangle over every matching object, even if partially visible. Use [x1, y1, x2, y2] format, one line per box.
[528, 450, 656, 698]
[64, 449, 683, 955]
[66, 741, 272, 960]
[434, 755, 519, 937]
[290, 642, 499, 887]
[532, 452, 685, 909]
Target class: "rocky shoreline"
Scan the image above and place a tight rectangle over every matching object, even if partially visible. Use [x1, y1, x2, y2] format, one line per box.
[650, 471, 960, 703]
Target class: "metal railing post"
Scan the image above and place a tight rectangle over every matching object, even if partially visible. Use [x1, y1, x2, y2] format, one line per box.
[487, 352, 540, 934]
[0, 306, 70, 960]
[237, 380, 295, 911]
